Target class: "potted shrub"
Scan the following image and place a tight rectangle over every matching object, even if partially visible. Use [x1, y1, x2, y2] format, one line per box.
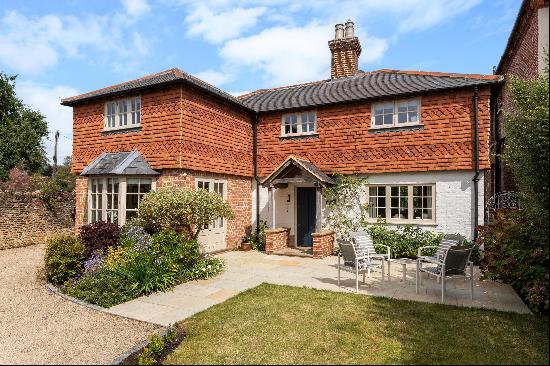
[241, 234, 254, 251]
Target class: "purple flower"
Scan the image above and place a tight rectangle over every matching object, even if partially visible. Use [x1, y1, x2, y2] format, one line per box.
[83, 250, 106, 276]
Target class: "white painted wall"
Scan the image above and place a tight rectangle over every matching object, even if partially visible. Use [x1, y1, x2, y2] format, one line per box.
[361, 170, 484, 239]
[253, 170, 485, 240]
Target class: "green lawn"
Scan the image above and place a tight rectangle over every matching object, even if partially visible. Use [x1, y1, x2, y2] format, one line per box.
[164, 284, 549, 365]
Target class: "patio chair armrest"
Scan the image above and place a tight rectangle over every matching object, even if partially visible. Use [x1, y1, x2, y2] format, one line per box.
[374, 244, 391, 258]
[418, 256, 443, 266]
[417, 245, 438, 257]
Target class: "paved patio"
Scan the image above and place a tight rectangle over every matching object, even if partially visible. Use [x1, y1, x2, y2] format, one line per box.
[107, 251, 531, 326]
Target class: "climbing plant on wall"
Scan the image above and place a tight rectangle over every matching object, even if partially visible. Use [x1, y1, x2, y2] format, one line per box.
[322, 173, 368, 240]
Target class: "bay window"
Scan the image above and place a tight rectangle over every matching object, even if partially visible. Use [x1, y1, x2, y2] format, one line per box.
[88, 177, 154, 225]
[367, 184, 435, 223]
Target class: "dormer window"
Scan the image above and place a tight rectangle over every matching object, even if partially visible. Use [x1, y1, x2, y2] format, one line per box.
[104, 96, 141, 131]
[281, 111, 317, 137]
[372, 98, 421, 129]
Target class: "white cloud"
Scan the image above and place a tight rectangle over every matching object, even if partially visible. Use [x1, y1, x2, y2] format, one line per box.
[0, 11, 111, 74]
[122, 0, 151, 19]
[16, 81, 79, 161]
[184, 5, 267, 43]
[220, 23, 388, 86]
[228, 90, 251, 97]
[0, 9, 150, 75]
[194, 69, 234, 86]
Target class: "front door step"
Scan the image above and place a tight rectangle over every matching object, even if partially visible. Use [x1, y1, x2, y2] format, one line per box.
[271, 247, 313, 258]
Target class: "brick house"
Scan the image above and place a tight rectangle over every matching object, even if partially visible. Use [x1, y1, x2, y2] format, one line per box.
[62, 21, 502, 256]
[489, 0, 549, 198]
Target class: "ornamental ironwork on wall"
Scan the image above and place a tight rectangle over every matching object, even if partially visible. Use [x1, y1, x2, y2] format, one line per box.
[485, 191, 521, 223]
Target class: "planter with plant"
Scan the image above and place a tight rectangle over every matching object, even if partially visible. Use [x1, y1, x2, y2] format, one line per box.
[240, 234, 254, 251]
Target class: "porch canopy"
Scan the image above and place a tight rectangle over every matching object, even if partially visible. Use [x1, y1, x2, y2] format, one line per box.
[81, 150, 159, 176]
[261, 155, 336, 188]
[261, 155, 335, 231]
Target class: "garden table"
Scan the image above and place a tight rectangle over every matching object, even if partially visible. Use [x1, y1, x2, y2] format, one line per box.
[392, 258, 416, 283]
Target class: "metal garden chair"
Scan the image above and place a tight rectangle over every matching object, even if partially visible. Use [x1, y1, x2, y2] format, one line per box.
[350, 231, 391, 279]
[337, 239, 384, 293]
[416, 245, 474, 304]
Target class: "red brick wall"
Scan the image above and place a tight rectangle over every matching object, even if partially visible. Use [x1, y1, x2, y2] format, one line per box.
[312, 231, 335, 259]
[265, 228, 290, 253]
[75, 170, 251, 250]
[257, 87, 491, 176]
[491, 1, 548, 195]
[71, 85, 253, 177]
[154, 169, 252, 250]
[74, 176, 87, 233]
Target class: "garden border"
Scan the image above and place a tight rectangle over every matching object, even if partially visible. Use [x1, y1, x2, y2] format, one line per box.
[45, 282, 168, 365]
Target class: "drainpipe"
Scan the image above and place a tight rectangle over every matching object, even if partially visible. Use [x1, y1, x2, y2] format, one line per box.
[473, 87, 480, 241]
[252, 113, 261, 238]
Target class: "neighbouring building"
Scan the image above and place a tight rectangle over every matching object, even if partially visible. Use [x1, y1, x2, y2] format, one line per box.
[489, 0, 549, 200]
[62, 20, 502, 257]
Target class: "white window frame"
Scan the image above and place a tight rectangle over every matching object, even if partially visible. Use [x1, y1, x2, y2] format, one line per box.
[196, 178, 227, 229]
[371, 97, 421, 129]
[366, 184, 436, 224]
[87, 176, 155, 226]
[104, 96, 141, 131]
[281, 111, 317, 137]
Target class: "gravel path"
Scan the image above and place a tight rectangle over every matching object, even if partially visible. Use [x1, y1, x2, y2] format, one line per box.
[0, 244, 161, 365]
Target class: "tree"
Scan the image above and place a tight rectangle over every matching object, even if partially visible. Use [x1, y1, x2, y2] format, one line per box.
[503, 60, 549, 229]
[0, 72, 48, 180]
[137, 187, 235, 239]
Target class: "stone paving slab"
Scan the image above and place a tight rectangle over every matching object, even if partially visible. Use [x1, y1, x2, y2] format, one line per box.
[107, 250, 532, 326]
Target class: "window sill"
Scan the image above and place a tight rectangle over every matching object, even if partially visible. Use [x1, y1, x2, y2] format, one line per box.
[366, 219, 436, 226]
[368, 124, 424, 134]
[101, 126, 142, 136]
[279, 133, 319, 141]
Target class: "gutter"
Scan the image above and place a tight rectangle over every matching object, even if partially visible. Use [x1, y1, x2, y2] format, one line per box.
[473, 87, 480, 240]
[252, 113, 261, 237]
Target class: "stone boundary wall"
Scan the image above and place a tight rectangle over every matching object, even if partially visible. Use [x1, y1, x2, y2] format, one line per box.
[0, 192, 75, 250]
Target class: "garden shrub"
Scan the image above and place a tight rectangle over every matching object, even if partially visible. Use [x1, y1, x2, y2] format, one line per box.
[65, 224, 224, 307]
[479, 209, 549, 313]
[137, 187, 235, 238]
[64, 267, 140, 308]
[181, 257, 224, 281]
[44, 234, 86, 285]
[252, 220, 268, 251]
[79, 221, 121, 256]
[368, 222, 444, 258]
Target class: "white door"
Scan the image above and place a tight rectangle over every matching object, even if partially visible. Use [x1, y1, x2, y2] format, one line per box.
[196, 179, 227, 252]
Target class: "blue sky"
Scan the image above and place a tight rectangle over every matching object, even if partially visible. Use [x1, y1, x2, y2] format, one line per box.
[0, 0, 521, 161]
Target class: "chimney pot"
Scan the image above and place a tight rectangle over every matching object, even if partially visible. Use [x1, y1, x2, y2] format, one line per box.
[345, 19, 354, 38]
[335, 23, 344, 40]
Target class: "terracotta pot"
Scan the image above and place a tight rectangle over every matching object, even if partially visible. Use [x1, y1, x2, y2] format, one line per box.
[241, 242, 252, 251]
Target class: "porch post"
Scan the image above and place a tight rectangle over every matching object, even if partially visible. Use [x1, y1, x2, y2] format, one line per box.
[268, 185, 275, 229]
[315, 186, 322, 232]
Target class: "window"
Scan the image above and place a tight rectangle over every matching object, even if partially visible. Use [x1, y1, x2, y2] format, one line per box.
[104, 96, 141, 131]
[88, 176, 154, 225]
[390, 186, 409, 219]
[367, 184, 435, 223]
[372, 98, 421, 128]
[197, 178, 226, 229]
[281, 111, 316, 136]
[368, 186, 386, 219]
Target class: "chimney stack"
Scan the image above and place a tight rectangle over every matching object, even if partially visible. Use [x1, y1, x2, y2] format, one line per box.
[328, 19, 362, 79]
